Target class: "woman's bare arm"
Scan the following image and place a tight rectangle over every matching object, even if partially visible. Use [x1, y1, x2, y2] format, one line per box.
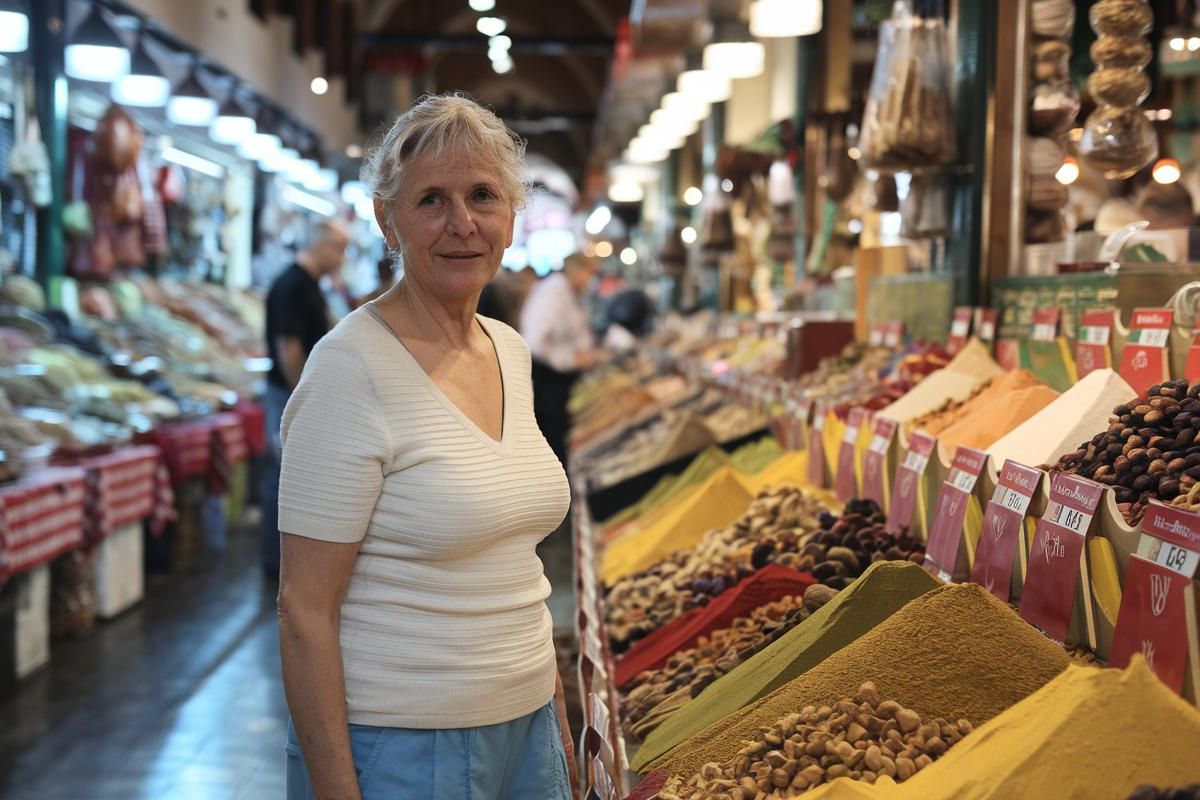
[278, 533, 363, 800]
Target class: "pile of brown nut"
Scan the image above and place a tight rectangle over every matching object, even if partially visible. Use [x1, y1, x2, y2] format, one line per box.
[1055, 380, 1200, 524]
[622, 587, 837, 739]
[655, 682, 973, 799]
[604, 486, 828, 653]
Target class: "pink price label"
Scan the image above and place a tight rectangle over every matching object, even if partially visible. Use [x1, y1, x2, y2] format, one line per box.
[835, 409, 867, 502]
[1109, 556, 1192, 694]
[886, 431, 936, 534]
[1019, 473, 1102, 643]
[971, 461, 1043, 601]
[977, 308, 999, 342]
[862, 417, 897, 506]
[924, 447, 988, 581]
[1031, 308, 1060, 342]
[1140, 500, 1200, 553]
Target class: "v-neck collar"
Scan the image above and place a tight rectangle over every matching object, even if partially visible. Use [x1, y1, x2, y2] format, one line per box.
[363, 305, 511, 455]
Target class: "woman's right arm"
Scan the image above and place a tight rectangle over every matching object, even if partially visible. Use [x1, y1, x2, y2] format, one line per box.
[278, 533, 363, 800]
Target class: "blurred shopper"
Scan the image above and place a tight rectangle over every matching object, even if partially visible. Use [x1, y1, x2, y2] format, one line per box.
[603, 287, 654, 353]
[277, 94, 573, 800]
[260, 220, 349, 579]
[476, 263, 530, 328]
[520, 252, 603, 466]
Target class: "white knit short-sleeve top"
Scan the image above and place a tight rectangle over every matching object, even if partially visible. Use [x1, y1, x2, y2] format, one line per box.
[278, 307, 571, 729]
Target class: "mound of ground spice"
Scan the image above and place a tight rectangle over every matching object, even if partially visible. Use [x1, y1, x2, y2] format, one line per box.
[651, 583, 1069, 778]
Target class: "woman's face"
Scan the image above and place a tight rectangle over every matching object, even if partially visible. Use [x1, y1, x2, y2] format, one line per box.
[380, 148, 515, 301]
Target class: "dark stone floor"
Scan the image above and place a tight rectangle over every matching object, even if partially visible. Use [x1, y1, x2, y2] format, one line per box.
[0, 517, 578, 800]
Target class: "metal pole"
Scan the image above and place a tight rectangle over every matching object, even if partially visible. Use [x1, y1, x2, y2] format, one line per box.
[792, 36, 812, 283]
[31, 0, 68, 295]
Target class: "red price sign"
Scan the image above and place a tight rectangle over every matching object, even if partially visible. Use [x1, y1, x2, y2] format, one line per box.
[835, 408, 867, 502]
[887, 431, 936, 534]
[924, 447, 988, 582]
[971, 460, 1043, 602]
[884, 322, 904, 348]
[947, 307, 973, 355]
[1120, 308, 1174, 397]
[1019, 473, 1104, 643]
[1109, 502, 1200, 694]
[1031, 307, 1061, 342]
[1076, 309, 1116, 380]
[976, 308, 998, 345]
[869, 323, 887, 347]
[807, 402, 827, 488]
[862, 416, 898, 507]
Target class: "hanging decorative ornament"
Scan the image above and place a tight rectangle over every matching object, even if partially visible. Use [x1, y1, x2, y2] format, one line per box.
[1077, 0, 1158, 179]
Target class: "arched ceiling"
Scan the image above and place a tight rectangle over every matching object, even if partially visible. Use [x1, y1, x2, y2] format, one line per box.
[359, 0, 632, 187]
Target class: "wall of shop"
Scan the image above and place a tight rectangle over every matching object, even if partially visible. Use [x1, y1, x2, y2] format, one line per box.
[119, 0, 361, 152]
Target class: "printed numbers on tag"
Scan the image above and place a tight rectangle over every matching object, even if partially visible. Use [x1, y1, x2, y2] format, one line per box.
[1156, 542, 1200, 578]
[902, 450, 929, 473]
[843, 426, 860, 445]
[993, 485, 1032, 516]
[980, 322, 995, 340]
[869, 435, 889, 455]
[813, 414, 826, 432]
[1136, 328, 1170, 348]
[951, 320, 969, 337]
[1033, 323, 1057, 341]
[1048, 501, 1091, 535]
[1081, 326, 1111, 346]
[951, 469, 978, 493]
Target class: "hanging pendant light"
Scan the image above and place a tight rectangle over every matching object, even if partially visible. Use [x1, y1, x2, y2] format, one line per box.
[703, 19, 765, 80]
[0, 0, 29, 53]
[677, 52, 732, 103]
[750, 0, 822, 38]
[110, 31, 169, 107]
[166, 66, 218, 126]
[65, 6, 130, 81]
[210, 89, 257, 144]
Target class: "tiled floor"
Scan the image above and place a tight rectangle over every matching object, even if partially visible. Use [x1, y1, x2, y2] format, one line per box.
[0, 518, 578, 800]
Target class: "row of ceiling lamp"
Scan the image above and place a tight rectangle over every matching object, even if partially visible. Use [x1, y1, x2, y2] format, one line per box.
[615, 0, 821, 197]
[0, 2, 340, 195]
[467, 0, 514, 74]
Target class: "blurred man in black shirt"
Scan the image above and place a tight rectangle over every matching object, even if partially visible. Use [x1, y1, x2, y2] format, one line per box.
[260, 220, 349, 578]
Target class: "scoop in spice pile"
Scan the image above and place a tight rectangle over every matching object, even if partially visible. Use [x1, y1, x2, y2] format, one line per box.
[653, 681, 973, 799]
[1053, 379, 1200, 525]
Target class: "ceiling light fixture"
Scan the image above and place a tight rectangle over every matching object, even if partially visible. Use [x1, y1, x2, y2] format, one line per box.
[683, 186, 703, 206]
[310, 76, 328, 95]
[1152, 157, 1182, 185]
[0, 1, 30, 53]
[750, 0, 822, 37]
[166, 66, 218, 126]
[110, 32, 169, 107]
[469, 0, 496, 10]
[1054, 156, 1080, 185]
[477, 16, 506, 37]
[584, 205, 612, 235]
[65, 6, 130, 81]
[703, 20, 765, 80]
[210, 91, 257, 144]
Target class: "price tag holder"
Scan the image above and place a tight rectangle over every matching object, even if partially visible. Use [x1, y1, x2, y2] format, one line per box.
[971, 460, 1043, 602]
[588, 754, 617, 800]
[1185, 329, 1200, 383]
[976, 308, 998, 347]
[884, 321, 904, 348]
[1109, 501, 1200, 694]
[806, 402, 827, 488]
[1120, 308, 1174, 397]
[947, 307, 973, 354]
[1031, 307, 1061, 343]
[835, 407, 867, 503]
[1020, 473, 1104, 643]
[862, 416, 898, 507]
[924, 447, 988, 582]
[887, 431, 937, 535]
[1076, 308, 1116, 380]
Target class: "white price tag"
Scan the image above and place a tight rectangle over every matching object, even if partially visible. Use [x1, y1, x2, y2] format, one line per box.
[813, 413, 826, 432]
[1138, 534, 1200, 578]
[843, 425, 860, 445]
[902, 449, 930, 474]
[1134, 328, 1170, 348]
[1045, 500, 1092, 536]
[950, 468, 979, 494]
[979, 321, 995, 341]
[1033, 323, 1057, 342]
[991, 484, 1033, 517]
[1080, 326, 1111, 346]
[869, 330, 883, 346]
[868, 434, 890, 455]
[950, 319, 970, 337]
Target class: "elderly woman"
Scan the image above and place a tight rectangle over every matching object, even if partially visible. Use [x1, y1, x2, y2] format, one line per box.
[277, 94, 574, 800]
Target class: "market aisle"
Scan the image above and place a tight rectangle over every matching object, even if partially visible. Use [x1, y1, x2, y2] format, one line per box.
[0, 527, 286, 800]
[0, 516, 579, 800]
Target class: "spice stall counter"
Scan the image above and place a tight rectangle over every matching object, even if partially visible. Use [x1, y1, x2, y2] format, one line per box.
[0, 467, 87, 685]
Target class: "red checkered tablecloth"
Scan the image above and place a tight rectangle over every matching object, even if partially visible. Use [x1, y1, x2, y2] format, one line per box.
[0, 467, 87, 582]
[73, 445, 177, 543]
[135, 420, 214, 486]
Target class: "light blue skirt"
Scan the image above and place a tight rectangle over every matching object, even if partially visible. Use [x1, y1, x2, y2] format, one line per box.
[285, 700, 572, 800]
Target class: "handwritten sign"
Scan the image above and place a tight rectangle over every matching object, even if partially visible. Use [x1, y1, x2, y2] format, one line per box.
[1119, 308, 1174, 397]
[1109, 501, 1200, 693]
[971, 461, 1043, 602]
[1076, 309, 1116, 380]
[836, 408, 867, 502]
[947, 307, 973, 354]
[862, 416, 898, 507]
[887, 431, 936, 535]
[1031, 307, 1061, 343]
[924, 447, 988, 582]
[1020, 473, 1104, 643]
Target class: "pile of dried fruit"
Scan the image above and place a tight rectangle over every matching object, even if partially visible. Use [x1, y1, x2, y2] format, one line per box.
[655, 682, 973, 799]
[1127, 787, 1200, 800]
[605, 485, 828, 653]
[1054, 379, 1200, 524]
[759, 499, 924, 589]
[622, 587, 837, 739]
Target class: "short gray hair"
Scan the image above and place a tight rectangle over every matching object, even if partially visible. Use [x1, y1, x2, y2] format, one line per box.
[361, 93, 528, 216]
